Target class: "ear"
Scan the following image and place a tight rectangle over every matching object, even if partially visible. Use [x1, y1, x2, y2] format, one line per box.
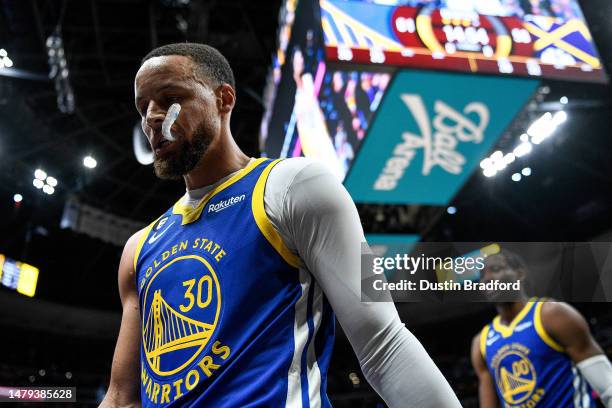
[216, 83, 236, 114]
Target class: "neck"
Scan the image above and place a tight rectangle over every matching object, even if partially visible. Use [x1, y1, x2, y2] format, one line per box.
[183, 127, 250, 190]
[495, 294, 529, 325]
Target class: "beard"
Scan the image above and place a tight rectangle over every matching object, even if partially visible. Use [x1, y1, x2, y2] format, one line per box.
[153, 123, 211, 180]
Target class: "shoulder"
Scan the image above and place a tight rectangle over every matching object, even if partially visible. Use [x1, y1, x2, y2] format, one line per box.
[117, 227, 149, 298]
[540, 300, 583, 322]
[539, 300, 590, 349]
[121, 228, 149, 273]
[472, 324, 490, 355]
[124, 227, 148, 256]
[471, 332, 481, 350]
[266, 157, 344, 207]
[267, 157, 334, 188]
[540, 300, 588, 330]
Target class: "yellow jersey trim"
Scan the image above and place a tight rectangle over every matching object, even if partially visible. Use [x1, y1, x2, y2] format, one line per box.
[492, 298, 536, 338]
[133, 219, 158, 272]
[480, 324, 490, 359]
[534, 300, 564, 352]
[172, 158, 267, 225]
[252, 159, 301, 269]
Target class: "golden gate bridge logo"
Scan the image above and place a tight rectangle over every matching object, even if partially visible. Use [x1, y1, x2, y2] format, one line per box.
[142, 255, 221, 377]
[495, 350, 537, 404]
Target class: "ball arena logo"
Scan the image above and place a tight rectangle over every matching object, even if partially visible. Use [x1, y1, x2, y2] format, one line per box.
[373, 93, 489, 191]
[492, 345, 545, 406]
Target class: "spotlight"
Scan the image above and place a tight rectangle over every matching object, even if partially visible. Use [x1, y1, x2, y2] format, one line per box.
[503, 153, 516, 165]
[33, 169, 57, 195]
[513, 142, 532, 157]
[519, 133, 529, 142]
[0, 49, 13, 69]
[83, 155, 97, 169]
[46, 30, 74, 113]
[447, 206, 457, 215]
[480, 158, 492, 169]
[13, 194, 23, 203]
[527, 112, 554, 139]
[34, 169, 47, 180]
[512, 173, 521, 182]
[493, 159, 507, 171]
[483, 167, 497, 178]
[560, 96, 568, 105]
[552, 110, 567, 126]
[521, 167, 532, 176]
[489, 150, 507, 171]
[46, 176, 58, 187]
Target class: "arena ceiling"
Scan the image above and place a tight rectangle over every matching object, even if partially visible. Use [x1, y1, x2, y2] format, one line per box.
[0, 0, 278, 221]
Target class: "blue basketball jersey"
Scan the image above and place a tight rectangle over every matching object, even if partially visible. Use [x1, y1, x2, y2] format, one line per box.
[480, 299, 595, 408]
[134, 158, 335, 407]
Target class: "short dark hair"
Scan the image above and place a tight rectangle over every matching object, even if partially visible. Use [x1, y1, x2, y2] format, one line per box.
[141, 43, 235, 89]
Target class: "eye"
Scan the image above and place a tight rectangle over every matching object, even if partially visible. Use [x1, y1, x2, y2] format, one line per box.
[137, 103, 147, 116]
[166, 96, 181, 105]
[140, 117, 149, 131]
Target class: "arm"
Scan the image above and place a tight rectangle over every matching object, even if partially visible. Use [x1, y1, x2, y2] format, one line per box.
[99, 231, 144, 408]
[470, 334, 500, 408]
[270, 160, 461, 407]
[541, 302, 612, 407]
[541, 301, 603, 362]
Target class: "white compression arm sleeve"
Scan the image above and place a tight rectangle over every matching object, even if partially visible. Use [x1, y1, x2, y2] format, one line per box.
[577, 355, 612, 408]
[265, 158, 462, 408]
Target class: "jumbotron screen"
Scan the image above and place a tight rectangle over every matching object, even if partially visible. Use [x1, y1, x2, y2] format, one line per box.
[321, 0, 606, 82]
[0, 253, 39, 297]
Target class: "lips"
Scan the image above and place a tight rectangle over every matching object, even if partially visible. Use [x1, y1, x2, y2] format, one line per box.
[152, 133, 177, 157]
[155, 139, 173, 155]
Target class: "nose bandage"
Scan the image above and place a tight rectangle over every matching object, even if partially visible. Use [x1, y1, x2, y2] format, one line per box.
[162, 103, 181, 142]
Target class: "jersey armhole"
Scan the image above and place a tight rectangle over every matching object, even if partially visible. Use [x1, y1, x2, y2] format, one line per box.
[251, 159, 301, 269]
[132, 219, 158, 272]
[480, 324, 490, 359]
[534, 300, 564, 352]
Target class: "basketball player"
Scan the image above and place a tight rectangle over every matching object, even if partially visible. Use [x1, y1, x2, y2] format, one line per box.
[471, 250, 612, 407]
[99, 43, 461, 407]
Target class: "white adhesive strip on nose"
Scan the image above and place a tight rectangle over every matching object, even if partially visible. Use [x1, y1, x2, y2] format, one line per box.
[162, 103, 181, 141]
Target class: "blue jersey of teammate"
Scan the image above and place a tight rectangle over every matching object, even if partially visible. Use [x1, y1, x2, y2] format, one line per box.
[480, 298, 595, 408]
[134, 158, 335, 407]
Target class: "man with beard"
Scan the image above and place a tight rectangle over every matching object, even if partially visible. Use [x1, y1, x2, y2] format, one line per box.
[471, 250, 612, 408]
[99, 43, 461, 408]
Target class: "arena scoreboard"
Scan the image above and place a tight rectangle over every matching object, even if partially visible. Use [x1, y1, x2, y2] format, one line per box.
[0, 253, 39, 297]
[322, 0, 606, 83]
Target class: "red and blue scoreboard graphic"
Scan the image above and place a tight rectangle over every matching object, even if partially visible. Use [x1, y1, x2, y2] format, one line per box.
[321, 0, 606, 83]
